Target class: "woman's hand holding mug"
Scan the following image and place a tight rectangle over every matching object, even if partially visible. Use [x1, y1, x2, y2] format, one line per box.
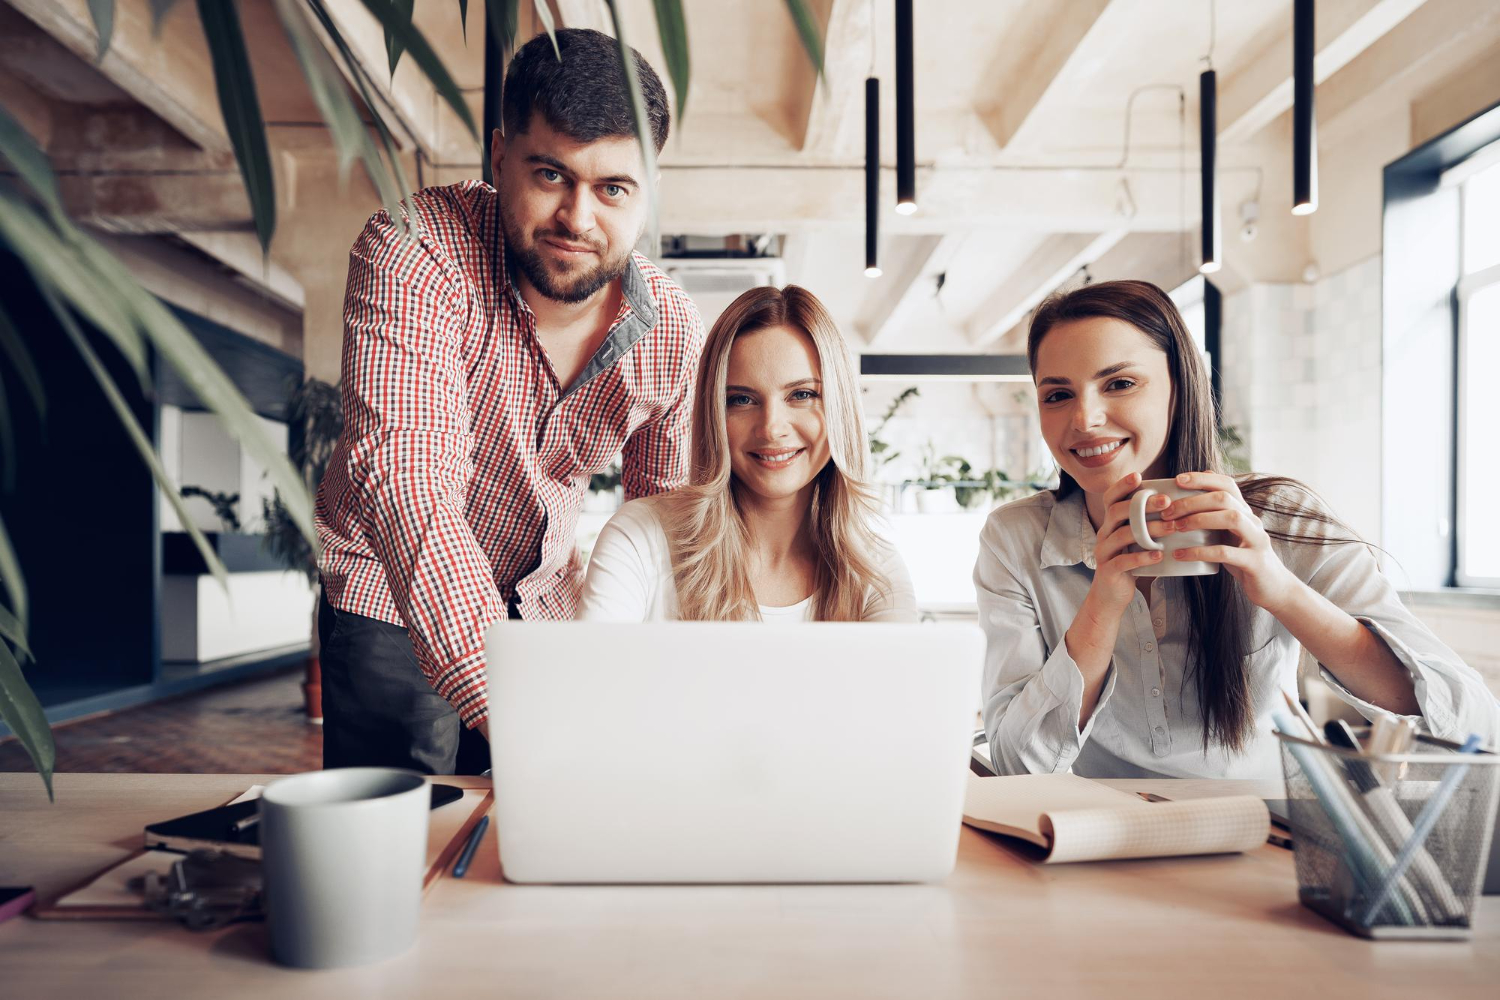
[1155, 471, 1300, 612]
[1087, 472, 1173, 614]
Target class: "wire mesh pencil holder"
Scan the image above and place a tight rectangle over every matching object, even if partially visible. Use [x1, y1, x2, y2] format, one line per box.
[1277, 731, 1499, 940]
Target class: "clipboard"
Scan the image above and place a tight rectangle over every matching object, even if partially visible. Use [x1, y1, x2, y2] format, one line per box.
[32, 783, 494, 920]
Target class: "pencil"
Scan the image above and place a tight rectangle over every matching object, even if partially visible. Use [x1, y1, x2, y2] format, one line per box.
[452, 815, 490, 878]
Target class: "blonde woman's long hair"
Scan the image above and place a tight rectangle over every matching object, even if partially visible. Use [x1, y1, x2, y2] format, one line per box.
[659, 285, 893, 621]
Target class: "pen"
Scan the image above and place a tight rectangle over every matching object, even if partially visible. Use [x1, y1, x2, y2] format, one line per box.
[1357, 733, 1483, 927]
[1324, 719, 1464, 922]
[452, 815, 490, 879]
[230, 810, 260, 835]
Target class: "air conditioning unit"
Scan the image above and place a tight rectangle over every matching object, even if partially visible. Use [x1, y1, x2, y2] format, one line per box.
[661, 256, 787, 329]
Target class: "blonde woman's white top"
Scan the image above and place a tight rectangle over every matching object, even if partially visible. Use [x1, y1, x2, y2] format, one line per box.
[974, 487, 1500, 780]
[577, 496, 919, 623]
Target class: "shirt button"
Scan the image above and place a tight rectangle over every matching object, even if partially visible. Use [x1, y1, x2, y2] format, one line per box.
[1143, 642, 1155, 652]
[1151, 687, 1161, 697]
[1153, 618, 1164, 627]
[1154, 725, 1165, 735]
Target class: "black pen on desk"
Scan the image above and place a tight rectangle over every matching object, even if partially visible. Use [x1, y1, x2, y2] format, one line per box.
[452, 815, 489, 878]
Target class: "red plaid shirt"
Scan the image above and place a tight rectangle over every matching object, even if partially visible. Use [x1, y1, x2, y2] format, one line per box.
[316, 180, 704, 727]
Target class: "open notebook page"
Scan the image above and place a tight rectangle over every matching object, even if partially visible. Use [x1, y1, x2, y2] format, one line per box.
[964, 773, 1269, 863]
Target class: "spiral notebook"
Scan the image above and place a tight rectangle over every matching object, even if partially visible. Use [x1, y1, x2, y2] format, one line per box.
[963, 773, 1270, 863]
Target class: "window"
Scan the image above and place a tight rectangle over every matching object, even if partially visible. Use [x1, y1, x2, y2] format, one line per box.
[1455, 154, 1500, 586]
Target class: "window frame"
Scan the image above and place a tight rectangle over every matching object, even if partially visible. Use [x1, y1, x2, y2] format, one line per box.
[1454, 258, 1500, 588]
[1453, 159, 1500, 589]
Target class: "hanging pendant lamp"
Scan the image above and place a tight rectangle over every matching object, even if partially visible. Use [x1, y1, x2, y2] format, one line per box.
[894, 0, 916, 215]
[1292, 0, 1318, 215]
[865, 76, 882, 276]
[1199, 69, 1220, 273]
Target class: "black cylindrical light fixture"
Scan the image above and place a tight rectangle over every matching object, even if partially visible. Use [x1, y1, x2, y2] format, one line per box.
[1199, 69, 1220, 274]
[482, 21, 503, 186]
[1292, 0, 1317, 215]
[894, 0, 915, 215]
[865, 76, 881, 277]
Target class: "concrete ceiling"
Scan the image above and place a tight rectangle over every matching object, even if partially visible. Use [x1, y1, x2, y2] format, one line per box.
[2, 0, 1483, 357]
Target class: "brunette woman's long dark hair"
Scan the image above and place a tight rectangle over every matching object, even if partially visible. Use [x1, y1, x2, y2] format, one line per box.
[1027, 280, 1354, 754]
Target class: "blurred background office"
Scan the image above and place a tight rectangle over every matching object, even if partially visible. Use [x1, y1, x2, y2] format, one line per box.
[1, 0, 1497, 771]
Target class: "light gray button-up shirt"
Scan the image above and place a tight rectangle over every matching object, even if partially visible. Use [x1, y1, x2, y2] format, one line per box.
[974, 488, 1500, 779]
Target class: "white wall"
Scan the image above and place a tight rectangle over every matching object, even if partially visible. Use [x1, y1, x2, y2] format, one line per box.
[1219, 256, 1384, 544]
[159, 405, 288, 534]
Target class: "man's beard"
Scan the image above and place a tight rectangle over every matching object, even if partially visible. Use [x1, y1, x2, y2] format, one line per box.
[500, 206, 633, 305]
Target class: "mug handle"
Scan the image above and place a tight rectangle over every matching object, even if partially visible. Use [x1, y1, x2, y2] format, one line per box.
[1129, 489, 1164, 551]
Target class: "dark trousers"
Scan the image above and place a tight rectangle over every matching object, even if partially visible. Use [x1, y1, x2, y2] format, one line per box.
[318, 591, 515, 775]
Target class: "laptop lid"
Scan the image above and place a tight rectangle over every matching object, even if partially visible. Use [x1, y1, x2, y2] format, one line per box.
[484, 621, 982, 884]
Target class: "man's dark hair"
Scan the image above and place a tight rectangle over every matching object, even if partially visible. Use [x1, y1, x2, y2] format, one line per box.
[502, 28, 670, 154]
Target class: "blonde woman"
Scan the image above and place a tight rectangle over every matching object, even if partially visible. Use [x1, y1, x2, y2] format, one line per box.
[577, 285, 916, 622]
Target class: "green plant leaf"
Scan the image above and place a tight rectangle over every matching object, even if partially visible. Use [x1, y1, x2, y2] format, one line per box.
[302, 0, 414, 237]
[197, 0, 276, 254]
[0, 192, 149, 391]
[0, 599, 32, 664]
[532, 0, 560, 59]
[0, 638, 53, 801]
[0, 513, 25, 631]
[42, 284, 231, 595]
[0, 103, 65, 223]
[487, 0, 520, 54]
[651, 0, 689, 121]
[604, 1, 659, 250]
[0, 297, 46, 421]
[274, 0, 406, 228]
[384, 0, 415, 78]
[0, 356, 14, 490]
[458, 0, 468, 44]
[357, 0, 478, 141]
[74, 240, 317, 547]
[149, 0, 182, 35]
[782, 0, 825, 82]
[87, 0, 114, 60]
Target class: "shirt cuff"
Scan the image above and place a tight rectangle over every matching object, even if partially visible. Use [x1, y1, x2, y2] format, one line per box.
[431, 650, 489, 729]
[1319, 616, 1457, 737]
[1035, 643, 1116, 768]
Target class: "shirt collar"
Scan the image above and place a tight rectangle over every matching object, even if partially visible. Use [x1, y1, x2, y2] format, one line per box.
[1039, 489, 1099, 571]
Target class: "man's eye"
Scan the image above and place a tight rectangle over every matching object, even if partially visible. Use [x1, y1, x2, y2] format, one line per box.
[540, 169, 562, 182]
[603, 184, 626, 199]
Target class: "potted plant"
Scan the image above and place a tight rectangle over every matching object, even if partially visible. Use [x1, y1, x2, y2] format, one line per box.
[261, 377, 343, 723]
[912, 443, 965, 513]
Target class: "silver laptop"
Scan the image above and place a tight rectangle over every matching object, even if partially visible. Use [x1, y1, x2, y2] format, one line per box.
[483, 621, 982, 884]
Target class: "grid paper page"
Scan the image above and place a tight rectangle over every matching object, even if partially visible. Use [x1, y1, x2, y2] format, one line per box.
[1041, 797, 1270, 863]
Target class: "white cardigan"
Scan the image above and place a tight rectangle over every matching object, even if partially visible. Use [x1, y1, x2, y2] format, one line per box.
[576, 496, 919, 623]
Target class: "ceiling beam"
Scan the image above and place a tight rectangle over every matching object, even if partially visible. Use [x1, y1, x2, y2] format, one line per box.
[1218, 0, 1429, 145]
[659, 166, 1181, 234]
[854, 235, 946, 345]
[861, 235, 969, 346]
[975, 0, 1113, 152]
[964, 230, 1127, 348]
[6, 0, 228, 152]
[798, 0, 868, 158]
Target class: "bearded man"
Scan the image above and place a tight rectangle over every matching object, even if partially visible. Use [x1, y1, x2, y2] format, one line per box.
[315, 29, 703, 773]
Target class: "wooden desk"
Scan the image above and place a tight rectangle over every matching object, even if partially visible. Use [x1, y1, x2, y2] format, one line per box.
[0, 773, 1493, 999]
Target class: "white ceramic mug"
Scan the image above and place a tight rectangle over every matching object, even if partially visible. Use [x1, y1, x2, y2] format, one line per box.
[260, 768, 430, 969]
[1127, 478, 1224, 577]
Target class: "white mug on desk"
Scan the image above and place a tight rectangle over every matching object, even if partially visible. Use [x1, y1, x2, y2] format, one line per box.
[1127, 478, 1224, 577]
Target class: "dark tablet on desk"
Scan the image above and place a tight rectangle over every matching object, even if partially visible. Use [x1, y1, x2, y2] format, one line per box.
[143, 783, 466, 857]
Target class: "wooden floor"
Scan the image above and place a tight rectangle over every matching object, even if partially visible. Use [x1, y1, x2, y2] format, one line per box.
[0, 669, 322, 775]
